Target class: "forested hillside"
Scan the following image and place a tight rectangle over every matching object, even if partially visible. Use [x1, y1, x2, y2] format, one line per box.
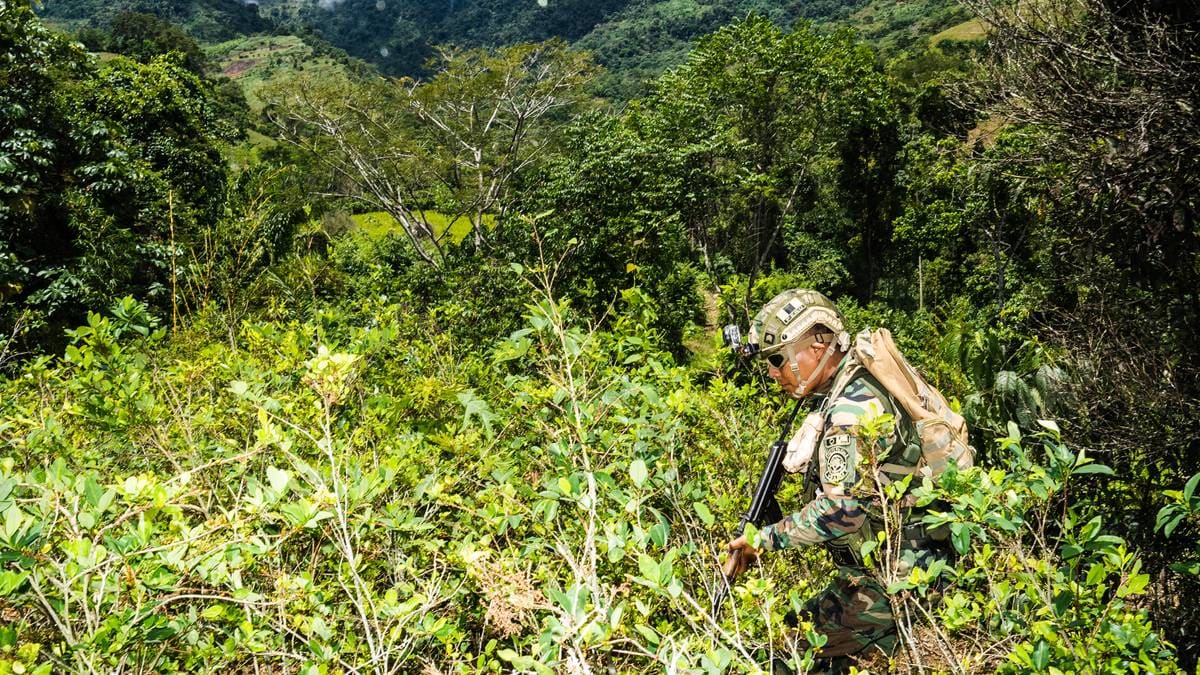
[34, 0, 266, 40]
[37, 0, 968, 96]
[4, 0, 1200, 672]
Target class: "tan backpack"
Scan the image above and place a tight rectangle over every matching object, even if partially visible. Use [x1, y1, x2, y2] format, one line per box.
[834, 328, 975, 480]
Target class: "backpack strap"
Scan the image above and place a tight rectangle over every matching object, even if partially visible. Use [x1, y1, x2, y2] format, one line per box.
[855, 379, 928, 509]
[826, 364, 923, 488]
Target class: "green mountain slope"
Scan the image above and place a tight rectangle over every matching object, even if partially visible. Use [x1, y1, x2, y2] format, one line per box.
[574, 0, 971, 97]
[39, 0, 967, 90]
[849, 0, 973, 52]
[257, 0, 634, 76]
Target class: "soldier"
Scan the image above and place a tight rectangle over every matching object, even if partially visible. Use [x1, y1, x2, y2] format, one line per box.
[724, 289, 950, 670]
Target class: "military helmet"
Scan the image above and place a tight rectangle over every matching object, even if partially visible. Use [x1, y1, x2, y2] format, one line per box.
[749, 289, 849, 357]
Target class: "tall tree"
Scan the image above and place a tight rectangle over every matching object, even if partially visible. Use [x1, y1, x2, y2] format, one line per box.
[934, 2, 1200, 655]
[640, 16, 903, 306]
[409, 41, 595, 247]
[266, 40, 594, 267]
[1, 1, 230, 354]
[81, 11, 208, 75]
[967, 0, 1200, 238]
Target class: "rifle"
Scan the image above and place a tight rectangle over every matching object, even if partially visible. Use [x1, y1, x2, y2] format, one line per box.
[712, 397, 805, 615]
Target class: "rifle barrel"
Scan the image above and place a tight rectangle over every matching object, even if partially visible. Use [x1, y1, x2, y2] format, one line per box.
[712, 398, 805, 616]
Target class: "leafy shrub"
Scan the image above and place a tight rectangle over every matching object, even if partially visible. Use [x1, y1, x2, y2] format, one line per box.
[1157, 473, 1200, 579]
[1, 286, 1185, 672]
[911, 423, 1179, 673]
[0, 286, 789, 671]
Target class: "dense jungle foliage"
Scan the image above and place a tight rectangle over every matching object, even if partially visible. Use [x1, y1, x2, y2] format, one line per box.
[4, 0, 1200, 672]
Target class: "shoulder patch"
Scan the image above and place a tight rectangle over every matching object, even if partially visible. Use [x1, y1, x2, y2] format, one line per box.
[821, 434, 854, 484]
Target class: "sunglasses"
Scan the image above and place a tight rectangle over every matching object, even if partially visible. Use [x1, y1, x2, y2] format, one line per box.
[763, 332, 834, 369]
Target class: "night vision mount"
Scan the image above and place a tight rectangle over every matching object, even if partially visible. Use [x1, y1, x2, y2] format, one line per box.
[722, 324, 760, 359]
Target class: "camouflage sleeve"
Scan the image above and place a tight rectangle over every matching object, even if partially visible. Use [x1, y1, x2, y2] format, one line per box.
[756, 377, 897, 552]
[757, 494, 868, 550]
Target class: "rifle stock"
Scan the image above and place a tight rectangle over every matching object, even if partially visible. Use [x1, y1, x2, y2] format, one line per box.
[712, 398, 805, 615]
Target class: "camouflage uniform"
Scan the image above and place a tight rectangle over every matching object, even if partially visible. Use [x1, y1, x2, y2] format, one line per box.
[756, 353, 942, 659]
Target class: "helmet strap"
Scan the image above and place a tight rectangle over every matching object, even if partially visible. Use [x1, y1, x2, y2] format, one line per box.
[790, 342, 840, 399]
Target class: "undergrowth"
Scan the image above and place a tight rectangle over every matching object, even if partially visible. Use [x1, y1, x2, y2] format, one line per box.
[0, 278, 1182, 672]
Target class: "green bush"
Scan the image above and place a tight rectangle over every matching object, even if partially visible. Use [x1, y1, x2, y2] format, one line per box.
[912, 423, 1179, 673]
[0, 288, 1183, 672]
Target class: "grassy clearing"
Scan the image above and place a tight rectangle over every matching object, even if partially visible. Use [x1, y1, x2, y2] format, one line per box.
[205, 35, 350, 113]
[225, 128, 278, 171]
[966, 115, 1009, 149]
[351, 211, 492, 243]
[848, 0, 972, 52]
[932, 18, 987, 45]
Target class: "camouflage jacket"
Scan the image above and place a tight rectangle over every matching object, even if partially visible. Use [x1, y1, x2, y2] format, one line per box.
[757, 353, 920, 554]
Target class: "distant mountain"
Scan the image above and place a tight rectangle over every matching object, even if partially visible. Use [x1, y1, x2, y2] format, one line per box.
[265, 0, 967, 76]
[39, 0, 969, 96]
[257, 0, 921, 83]
[256, 0, 649, 77]
[572, 0, 884, 98]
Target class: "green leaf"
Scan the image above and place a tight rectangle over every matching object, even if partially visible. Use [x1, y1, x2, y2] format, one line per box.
[630, 459, 648, 488]
[3, 505, 25, 541]
[1155, 504, 1179, 531]
[96, 488, 116, 514]
[1184, 472, 1200, 502]
[658, 559, 675, 586]
[693, 501, 715, 526]
[82, 476, 103, 507]
[744, 522, 760, 549]
[0, 570, 28, 596]
[457, 389, 495, 438]
[859, 539, 879, 564]
[950, 522, 970, 555]
[1170, 561, 1200, 576]
[1036, 419, 1060, 436]
[638, 554, 660, 585]
[1051, 590, 1071, 617]
[634, 624, 660, 648]
[1161, 511, 1186, 538]
[1006, 421, 1021, 442]
[201, 604, 226, 620]
[649, 521, 669, 548]
[607, 541, 625, 563]
[1086, 534, 1124, 553]
[1072, 463, 1114, 476]
[1031, 639, 1049, 670]
[266, 466, 291, 494]
[1118, 573, 1150, 598]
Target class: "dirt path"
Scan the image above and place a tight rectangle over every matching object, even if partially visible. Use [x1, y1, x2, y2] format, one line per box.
[222, 59, 258, 78]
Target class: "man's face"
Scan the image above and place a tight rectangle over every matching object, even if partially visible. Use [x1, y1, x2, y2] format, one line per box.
[766, 341, 828, 398]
